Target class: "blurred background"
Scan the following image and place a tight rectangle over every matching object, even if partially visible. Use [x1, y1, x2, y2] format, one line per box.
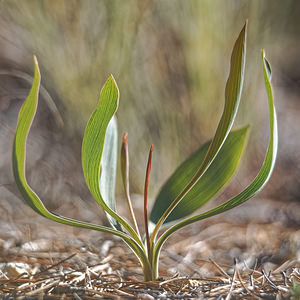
[0, 0, 299, 223]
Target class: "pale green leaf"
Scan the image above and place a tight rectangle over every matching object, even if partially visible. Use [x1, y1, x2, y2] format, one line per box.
[81, 75, 118, 217]
[99, 116, 120, 230]
[12, 58, 128, 238]
[12, 57, 149, 269]
[150, 126, 249, 226]
[81, 75, 141, 243]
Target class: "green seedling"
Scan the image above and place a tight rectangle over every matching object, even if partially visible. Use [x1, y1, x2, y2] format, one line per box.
[13, 21, 278, 281]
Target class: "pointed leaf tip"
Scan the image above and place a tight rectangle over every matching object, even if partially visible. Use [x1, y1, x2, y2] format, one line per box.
[108, 74, 118, 87]
[33, 55, 38, 65]
[33, 55, 41, 79]
[100, 75, 119, 110]
[262, 50, 272, 81]
[240, 19, 248, 34]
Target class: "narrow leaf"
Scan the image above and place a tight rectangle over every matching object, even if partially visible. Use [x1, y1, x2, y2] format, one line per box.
[121, 133, 141, 237]
[12, 57, 140, 242]
[150, 126, 249, 226]
[13, 55, 42, 215]
[150, 21, 248, 240]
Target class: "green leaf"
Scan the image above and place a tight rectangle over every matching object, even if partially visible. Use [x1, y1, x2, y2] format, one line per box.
[12, 57, 150, 272]
[150, 126, 249, 226]
[99, 116, 120, 230]
[81, 75, 119, 223]
[13, 56, 42, 215]
[150, 21, 248, 240]
[153, 50, 278, 270]
[12, 57, 127, 237]
[81, 75, 142, 244]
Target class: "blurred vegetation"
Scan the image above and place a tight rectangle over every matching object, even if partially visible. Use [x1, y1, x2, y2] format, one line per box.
[0, 0, 299, 205]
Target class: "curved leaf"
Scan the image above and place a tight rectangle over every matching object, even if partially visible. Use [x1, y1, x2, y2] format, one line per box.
[81, 75, 118, 225]
[152, 50, 278, 277]
[12, 57, 133, 239]
[12, 57, 151, 274]
[150, 126, 249, 226]
[13, 56, 42, 215]
[150, 21, 248, 241]
[81, 76, 142, 244]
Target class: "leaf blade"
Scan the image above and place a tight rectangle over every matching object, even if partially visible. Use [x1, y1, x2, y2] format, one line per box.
[150, 126, 249, 226]
[81, 75, 118, 205]
[11, 57, 136, 239]
[150, 21, 248, 239]
[81, 76, 142, 244]
[154, 50, 278, 263]
[12, 58, 149, 274]
[13, 56, 42, 214]
[82, 75, 121, 229]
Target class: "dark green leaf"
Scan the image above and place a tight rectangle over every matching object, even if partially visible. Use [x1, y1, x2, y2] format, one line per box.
[150, 21, 248, 238]
[150, 126, 249, 226]
[154, 50, 278, 259]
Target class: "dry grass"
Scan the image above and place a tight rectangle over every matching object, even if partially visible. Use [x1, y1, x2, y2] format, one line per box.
[0, 194, 299, 299]
[1, 261, 299, 299]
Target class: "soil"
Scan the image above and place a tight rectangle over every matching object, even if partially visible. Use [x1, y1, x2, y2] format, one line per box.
[0, 190, 299, 299]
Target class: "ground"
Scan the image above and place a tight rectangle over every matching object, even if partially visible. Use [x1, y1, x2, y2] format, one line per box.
[0, 189, 299, 299]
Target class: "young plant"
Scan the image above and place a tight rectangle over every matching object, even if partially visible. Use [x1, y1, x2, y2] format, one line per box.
[13, 21, 278, 281]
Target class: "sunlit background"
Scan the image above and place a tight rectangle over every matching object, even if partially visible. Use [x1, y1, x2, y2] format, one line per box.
[0, 0, 299, 220]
